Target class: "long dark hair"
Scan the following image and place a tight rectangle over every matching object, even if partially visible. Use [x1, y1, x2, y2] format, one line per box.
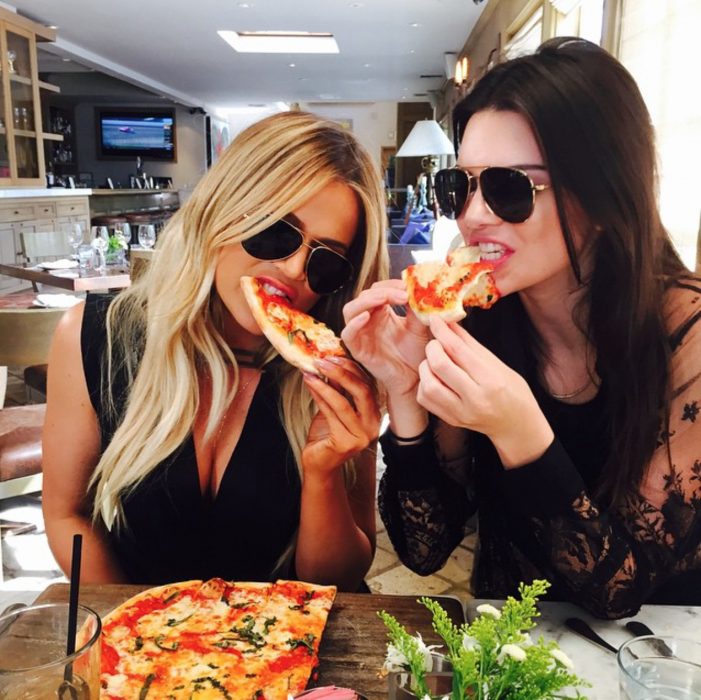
[454, 37, 687, 506]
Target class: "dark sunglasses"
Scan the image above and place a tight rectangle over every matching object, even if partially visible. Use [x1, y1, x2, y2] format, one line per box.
[434, 166, 550, 223]
[241, 218, 354, 295]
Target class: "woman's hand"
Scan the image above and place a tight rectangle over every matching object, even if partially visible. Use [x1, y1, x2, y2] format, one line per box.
[418, 317, 554, 467]
[341, 280, 430, 395]
[301, 357, 381, 477]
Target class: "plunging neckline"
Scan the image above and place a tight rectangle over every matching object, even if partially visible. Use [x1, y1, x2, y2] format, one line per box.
[193, 371, 262, 502]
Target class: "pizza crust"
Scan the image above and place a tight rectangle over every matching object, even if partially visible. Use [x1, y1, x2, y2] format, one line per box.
[402, 245, 500, 326]
[240, 275, 346, 374]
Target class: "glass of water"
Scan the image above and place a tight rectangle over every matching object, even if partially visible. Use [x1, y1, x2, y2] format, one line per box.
[618, 635, 701, 700]
[0, 603, 101, 699]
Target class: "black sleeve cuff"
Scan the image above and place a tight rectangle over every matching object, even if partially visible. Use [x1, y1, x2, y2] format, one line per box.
[379, 428, 442, 490]
[499, 438, 587, 517]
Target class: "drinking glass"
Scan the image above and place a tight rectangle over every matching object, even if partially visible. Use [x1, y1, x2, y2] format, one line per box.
[91, 225, 109, 272]
[138, 224, 156, 249]
[77, 244, 94, 274]
[0, 603, 101, 699]
[61, 222, 86, 260]
[618, 636, 701, 700]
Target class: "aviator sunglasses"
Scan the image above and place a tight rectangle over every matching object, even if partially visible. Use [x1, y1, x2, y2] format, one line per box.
[241, 217, 354, 295]
[434, 166, 550, 223]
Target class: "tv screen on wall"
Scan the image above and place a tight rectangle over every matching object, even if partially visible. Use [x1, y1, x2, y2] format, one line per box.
[97, 109, 176, 161]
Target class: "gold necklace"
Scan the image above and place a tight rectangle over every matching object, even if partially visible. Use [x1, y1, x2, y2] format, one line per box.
[549, 377, 593, 400]
[214, 369, 260, 443]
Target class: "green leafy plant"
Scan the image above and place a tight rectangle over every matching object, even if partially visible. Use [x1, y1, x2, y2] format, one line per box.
[379, 579, 589, 700]
[106, 233, 128, 254]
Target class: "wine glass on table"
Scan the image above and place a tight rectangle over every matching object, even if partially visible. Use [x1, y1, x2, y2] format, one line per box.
[137, 224, 156, 250]
[61, 222, 86, 261]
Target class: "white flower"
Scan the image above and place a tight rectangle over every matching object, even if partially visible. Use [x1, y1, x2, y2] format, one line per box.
[497, 643, 527, 664]
[462, 634, 481, 652]
[383, 642, 409, 673]
[518, 632, 533, 647]
[414, 632, 442, 671]
[476, 603, 502, 619]
[550, 648, 574, 669]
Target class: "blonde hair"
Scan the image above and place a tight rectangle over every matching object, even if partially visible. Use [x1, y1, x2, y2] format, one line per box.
[91, 111, 388, 529]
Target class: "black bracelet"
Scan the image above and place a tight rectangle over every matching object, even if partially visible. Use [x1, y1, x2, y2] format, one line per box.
[388, 424, 431, 445]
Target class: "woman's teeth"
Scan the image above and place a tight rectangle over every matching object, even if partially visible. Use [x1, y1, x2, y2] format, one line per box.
[262, 282, 289, 300]
[479, 242, 506, 261]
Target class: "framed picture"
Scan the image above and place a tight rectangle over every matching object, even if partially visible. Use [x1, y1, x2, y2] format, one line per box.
[206, 116, 232, 167]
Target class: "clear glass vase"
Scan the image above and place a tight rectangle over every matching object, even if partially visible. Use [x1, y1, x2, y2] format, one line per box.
[388, 654, 453, 700]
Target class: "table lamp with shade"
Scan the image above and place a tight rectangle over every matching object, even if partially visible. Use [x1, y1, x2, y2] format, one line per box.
[396, 119, 455, 216]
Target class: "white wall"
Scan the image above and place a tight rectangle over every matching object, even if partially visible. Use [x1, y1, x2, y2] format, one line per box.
[73, 104, 208, 190]
[221, 102, 398, 174]
[299, 102, 398, 171]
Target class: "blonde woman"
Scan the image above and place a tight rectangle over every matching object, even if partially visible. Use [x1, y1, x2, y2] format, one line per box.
[43, 111, 388, 591]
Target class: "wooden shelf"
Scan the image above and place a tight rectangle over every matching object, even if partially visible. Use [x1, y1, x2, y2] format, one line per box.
[42, 132, 64, 142]
[38, 79, 60, 93]
[9, 73, 32, 85]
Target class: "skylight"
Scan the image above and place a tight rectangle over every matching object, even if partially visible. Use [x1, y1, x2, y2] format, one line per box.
[217, 31, 339, 54]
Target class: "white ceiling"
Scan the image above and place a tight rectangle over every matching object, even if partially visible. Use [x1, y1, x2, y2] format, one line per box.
[8, 0, 486, 113]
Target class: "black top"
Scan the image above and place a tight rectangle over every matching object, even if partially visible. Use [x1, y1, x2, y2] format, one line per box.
[81, 294, 301, 584]
[379, 281, 701, 618]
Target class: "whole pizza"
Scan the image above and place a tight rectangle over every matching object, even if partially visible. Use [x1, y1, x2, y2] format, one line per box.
[100, 578, 336, 699]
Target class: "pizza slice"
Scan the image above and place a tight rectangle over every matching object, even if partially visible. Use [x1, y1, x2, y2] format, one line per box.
[402, 245, 500, 325]
[240, 275, 347, 373]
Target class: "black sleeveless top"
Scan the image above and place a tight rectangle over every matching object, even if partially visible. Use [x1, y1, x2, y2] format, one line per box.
[81, 294, 301, 584]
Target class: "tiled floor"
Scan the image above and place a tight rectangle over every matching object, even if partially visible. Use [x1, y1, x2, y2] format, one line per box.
[1, 370, 475, 606]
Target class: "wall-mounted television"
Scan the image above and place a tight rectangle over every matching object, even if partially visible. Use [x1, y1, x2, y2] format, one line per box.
[96, 109, 176, 161]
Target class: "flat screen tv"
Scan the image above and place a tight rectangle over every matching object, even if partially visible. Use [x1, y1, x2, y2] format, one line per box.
[97, 109, 176, 161]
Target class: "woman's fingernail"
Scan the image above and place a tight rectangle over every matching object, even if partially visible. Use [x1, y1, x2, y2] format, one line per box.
[303, 371, 320, 381]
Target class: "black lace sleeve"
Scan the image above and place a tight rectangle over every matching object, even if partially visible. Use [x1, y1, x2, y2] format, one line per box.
[378, 422, 476, 575]
[499, 283, 701, 618]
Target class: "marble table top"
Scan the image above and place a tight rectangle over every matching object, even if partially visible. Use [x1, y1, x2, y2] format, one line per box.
[468, 599, 701, 700]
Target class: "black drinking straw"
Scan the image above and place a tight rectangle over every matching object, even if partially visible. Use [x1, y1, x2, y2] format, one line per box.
[63, 533, 83, 684]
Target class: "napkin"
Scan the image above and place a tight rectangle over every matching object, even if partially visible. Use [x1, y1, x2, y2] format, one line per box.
[37, 259, 79, 270]
[33, 294, 82, 309]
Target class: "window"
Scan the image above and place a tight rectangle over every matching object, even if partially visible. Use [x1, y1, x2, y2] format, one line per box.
[618, 0, 701, 269]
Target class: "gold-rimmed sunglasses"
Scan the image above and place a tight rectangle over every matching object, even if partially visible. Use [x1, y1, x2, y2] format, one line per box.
[434, 165, 550, 223]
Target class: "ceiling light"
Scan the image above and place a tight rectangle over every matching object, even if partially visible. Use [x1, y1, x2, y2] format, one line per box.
[409, 22, 421, 28]
[288, 63, 296, 67]
[409, 49, 416, 54]
[363, 63, 371, 68]
[62, 58, 71, 62]
[348, 1, 364, 6]
[218, 30, 339, 54]
[237, 2, 253, 7]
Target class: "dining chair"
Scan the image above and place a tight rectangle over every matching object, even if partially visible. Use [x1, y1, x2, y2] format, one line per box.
[0, 307, 65, 583]
[19, 230, 72, 264]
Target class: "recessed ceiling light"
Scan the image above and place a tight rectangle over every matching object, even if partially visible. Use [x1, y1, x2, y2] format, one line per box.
[48, 25, 58, 29]
[298, 77, 309, 81]
[409, 22, 421, 28]
[61, 58, 71, 62]
[288, 63, 296, 67]
[349, 2, 364, 7]
[409, 49, 416, 54]
[237, 2, 253, 7]
[363, 63, 371, 68]
[218, 30, 339, 54]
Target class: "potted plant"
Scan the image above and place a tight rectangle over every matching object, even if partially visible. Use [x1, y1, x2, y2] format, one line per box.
[379, 580, 589, 700]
